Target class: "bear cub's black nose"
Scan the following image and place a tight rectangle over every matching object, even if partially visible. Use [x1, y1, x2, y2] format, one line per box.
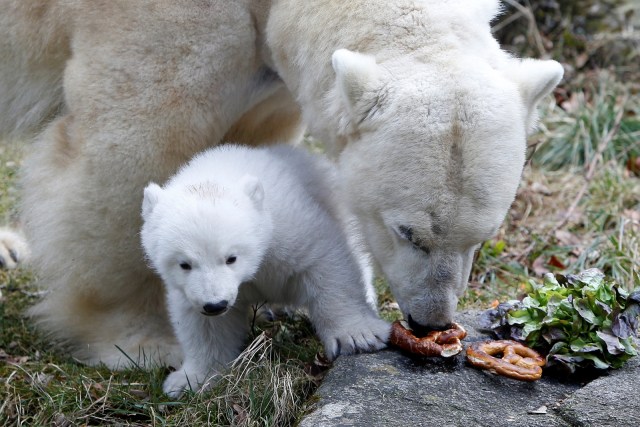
[202, 300, 229, 316]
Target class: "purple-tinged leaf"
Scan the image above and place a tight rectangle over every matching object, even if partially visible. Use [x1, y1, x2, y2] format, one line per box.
[612, 304, 640, 339]
[596, 331, 626, 355]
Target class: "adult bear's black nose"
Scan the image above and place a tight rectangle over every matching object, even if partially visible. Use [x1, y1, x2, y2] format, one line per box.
[202, 300, 229, 316]
[408, 314, 450, 337]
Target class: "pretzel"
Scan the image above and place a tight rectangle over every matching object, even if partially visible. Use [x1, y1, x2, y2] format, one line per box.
[389, 320, 467, 357]
[466, 340, 545, 381]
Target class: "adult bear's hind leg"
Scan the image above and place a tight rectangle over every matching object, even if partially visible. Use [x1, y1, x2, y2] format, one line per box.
[22, 1, 276, 369]
[21, 112, 187, 369]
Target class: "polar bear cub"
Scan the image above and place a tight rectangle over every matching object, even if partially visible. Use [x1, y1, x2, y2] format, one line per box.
[141, 144, 390, 397]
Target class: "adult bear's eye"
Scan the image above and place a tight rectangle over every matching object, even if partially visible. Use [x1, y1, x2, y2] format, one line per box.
[397, 225, 414, 242]
[396, 225, 430, 255]
[226, 256, 237, 265]
[179, 262, 192, 271]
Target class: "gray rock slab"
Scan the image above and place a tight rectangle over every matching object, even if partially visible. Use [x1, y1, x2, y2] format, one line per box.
[555, 356, 640, 427]
[300, 310, 640, 427]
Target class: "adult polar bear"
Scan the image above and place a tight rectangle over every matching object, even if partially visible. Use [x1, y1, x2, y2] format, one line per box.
[0, 0, 562, 368]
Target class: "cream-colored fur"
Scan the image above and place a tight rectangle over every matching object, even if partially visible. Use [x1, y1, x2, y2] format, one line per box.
[266, 0, 563, 331]
[142, 144, 389, 397]
[0, 228, 29, 269]
[0, 0, 562, 367]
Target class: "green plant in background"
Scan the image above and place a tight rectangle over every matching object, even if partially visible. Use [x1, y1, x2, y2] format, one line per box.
[532, 73, 639, 170]
[482, 269, 640, 373]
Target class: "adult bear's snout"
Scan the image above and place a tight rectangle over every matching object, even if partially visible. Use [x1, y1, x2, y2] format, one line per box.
[407, 314, 452, 337]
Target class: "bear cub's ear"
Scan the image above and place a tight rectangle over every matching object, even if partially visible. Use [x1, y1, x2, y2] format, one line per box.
[240, 175, 264, 210]
[142, 182, 163, 219]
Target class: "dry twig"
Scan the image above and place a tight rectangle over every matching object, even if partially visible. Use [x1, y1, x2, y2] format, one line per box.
[498, 0, 547, 56]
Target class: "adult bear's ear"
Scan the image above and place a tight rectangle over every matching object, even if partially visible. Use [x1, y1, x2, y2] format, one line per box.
[511, 59, 564, 132]
[142, 183, 163, 219]
[332, 49, 382, 125]
[241, 175, 264, 210]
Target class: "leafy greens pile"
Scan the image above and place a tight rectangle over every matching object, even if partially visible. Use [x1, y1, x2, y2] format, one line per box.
[481, 269, 640, 373]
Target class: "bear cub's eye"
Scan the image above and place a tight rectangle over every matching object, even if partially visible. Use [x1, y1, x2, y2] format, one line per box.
[226, 256, 237, 265]
[179, 262, 192, 271]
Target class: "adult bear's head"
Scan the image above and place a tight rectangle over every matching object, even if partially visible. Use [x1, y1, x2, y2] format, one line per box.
[330, 48, 563, 331]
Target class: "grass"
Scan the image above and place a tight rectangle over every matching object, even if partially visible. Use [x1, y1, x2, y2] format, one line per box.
[461, 0, 640, 304]
[532, 72, 639, 170]
[0, 137, 323, 425]
[1, 276, 324, 426]
[461, 69, 640, 308]
[2, 2, 640, 425]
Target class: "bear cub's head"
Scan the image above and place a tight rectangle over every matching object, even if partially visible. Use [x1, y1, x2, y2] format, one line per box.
[140, 175, 273, 316]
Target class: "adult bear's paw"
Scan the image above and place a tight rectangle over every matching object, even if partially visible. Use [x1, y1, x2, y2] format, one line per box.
[323, 317, 391, 361]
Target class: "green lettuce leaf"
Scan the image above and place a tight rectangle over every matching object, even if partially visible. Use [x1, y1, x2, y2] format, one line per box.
[482, 268, 640, 372]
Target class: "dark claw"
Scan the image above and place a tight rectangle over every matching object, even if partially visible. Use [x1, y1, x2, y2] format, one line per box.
[9, 249, 18, 264]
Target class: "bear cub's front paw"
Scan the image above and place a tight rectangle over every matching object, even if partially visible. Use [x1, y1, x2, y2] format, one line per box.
[163, 366, 211, 398]
[0, 228, 30, 269]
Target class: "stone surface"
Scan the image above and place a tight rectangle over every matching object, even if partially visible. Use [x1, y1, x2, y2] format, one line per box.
[300, 311, 640, 427]
[555, 356, 640, 427]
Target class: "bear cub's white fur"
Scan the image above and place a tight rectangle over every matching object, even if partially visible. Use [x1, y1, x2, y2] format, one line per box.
[141, 144, 390, 397]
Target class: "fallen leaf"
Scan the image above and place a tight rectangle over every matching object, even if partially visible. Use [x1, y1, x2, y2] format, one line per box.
[32, 372, 54, 388]
[557, 206, 584, 226]
[621, 210, 640, 234]
[381, 301, 400, 311]
[528, 405, 548, 414]
[530, 182, 552, 195]
[561, 91, 582, 113]
[548, 255, 566, 270]
[554, 230, 581, 247]
[88, 383, 103, 400]
[532, 255, 550, 276]
[0, 348, 30, 364]
[129, 389, 149, 399]
[553, 87, 570, 106]
[233, 403, 249, 424]
[10, 355, 30, 364]
[52, 413, 72, 427]
[304, 353, 332, 382]
[626, 156, 640, 177]
[575, 52, 590, 69]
